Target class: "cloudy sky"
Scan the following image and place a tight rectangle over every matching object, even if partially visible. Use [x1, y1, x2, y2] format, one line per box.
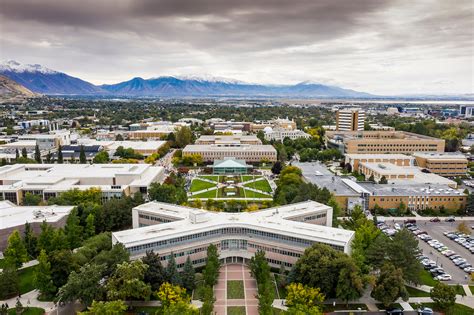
[1, 0, 473, 95]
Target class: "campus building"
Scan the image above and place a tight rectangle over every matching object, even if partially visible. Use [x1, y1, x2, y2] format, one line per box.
[112, 201, 354, 269]
[0, 201, 74, 250]
[344, 154, 414, 172]
[336, 108, 365, 131]
[78, 139, 168, 157]
[18, 129, 71, 150]
[210, 158, 253, 175]
[326, 130, 445, 154]
[413, 152, 468, 177]
[263, 127, 311, 142]
[184, 135, 276, 163]
[0, 164, 165, 205]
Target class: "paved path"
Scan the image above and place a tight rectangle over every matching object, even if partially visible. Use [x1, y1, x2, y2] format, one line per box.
[0, 259, 38, 273]
[214, 264, 258, 315]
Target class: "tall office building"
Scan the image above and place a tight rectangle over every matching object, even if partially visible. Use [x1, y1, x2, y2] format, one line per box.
[336, 108, 365, 131]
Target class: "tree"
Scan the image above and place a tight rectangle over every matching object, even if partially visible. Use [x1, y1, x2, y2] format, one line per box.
[58, 263, 106, 307]
[200, 285, 215, 315]
[49, 249, 76, 289]
[430, 282, 456, 310]
[368, 174, 375, 182]
[23, 192, 42, 206]
[23, 222, 38, 258]
[379, 175, 388, 184]
[175, 126, 193, 148]
[65, 208, 83, 249]
[162, 301, 199, 315]
[285, 283, 324, 313]
[92, 243, 129, 276]
[388, 229, 421, 284]
[156, 282, 189, 308]
[15, 148, 19, 160]
[277, 263, 287, 290]
[165, 254, 181, 286]
[80, 300, 127, 315]
[106, 260, 151, 301]
[45, 151, 52, 163]
[57, 145, 63, 164]
[336, 258, 364, 306]
[79, 145, 87, 164]
[249, 250, 274, 314]
[34, 144, 41, 163]
[34, 250, 56, 299]
[271, 161, 283, 174]
[4, 230, 28, 268]
[203, 244, 220, 286]
[37, 221, 56, 253]
[84, 213, 96, 239]
[92, 151, 109, 164]
[21, 147, 27, 158]
[0, 267, 19, 299]
[181, 256, 196, 292]
[372, 263, 408, 308]
[142, 250, 166, 291]
[457, 221, 470, 235]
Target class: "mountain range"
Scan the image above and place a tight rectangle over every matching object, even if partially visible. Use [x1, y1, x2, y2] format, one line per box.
[0, 74, 38, 103]
[0, 60, 373, 98]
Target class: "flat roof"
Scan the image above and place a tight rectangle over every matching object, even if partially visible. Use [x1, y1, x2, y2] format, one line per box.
[360, 162, 415, 176]
[345, 154, 414, 160]
[358, 182, 465, 197]
[294, 162, 360, 196]
[183, 144, 276, 153]
[113, 201, 354, 249]
[413, 152, 467, 160]
[326, 130, 442, 141]
[0, 201, 74, 229]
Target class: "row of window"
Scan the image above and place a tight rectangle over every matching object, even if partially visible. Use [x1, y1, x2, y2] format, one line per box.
[302, 213, 326, 221]
[248, 243, 301, 258]
[139, 214, 173, 223]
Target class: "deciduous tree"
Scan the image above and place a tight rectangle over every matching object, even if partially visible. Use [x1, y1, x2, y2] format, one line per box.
[34, 250, 56, 299]
[106, 260, 151, 301]
[4, 230, 28, 268]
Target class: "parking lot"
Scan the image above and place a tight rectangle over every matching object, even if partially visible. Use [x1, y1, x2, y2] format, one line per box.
[382, 220, 474, 284]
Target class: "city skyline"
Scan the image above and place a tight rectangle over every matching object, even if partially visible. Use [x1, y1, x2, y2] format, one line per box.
[1, 0, 473, 95]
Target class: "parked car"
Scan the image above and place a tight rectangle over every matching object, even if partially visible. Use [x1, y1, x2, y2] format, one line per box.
[436, 274, 452, 281]
[445, 216, 455, 222]
[430, 217, 440, 222]
[386, 308, 404, 315]
[464, 267, 474, 273]
[417, 307, 433, 315]
[405, 219, 416, 224]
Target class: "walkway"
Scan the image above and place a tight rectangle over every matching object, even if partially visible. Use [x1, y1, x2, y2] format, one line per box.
[214, 264, 258, 315]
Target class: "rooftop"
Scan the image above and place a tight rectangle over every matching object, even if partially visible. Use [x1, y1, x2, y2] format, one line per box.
[345, 154, 414, 160]
[358, 182, 465, 197]
[360, 162, 415, 176]
[112, 200, 354, 248]
[413, 152, 467, 160]
[183, 144, 276, 152]
[212, 157, 252, 168]
[0, 200, 74, 229]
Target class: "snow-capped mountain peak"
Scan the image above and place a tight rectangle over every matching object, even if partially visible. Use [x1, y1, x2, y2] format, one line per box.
[0, 60, 57, 74]
[152, 74, 247, 85]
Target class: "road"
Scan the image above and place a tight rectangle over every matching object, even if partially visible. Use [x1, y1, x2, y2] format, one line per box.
[385, 220, 474, 284]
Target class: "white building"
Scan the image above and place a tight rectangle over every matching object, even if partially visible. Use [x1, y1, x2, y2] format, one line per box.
[112, 200, 354, 268]
[0, 163, 165, 205]
[77, 139, 167, 157]
[263, 127, 311, 142]
[18, 130, 71, 150]
[336, 108, 365, 131]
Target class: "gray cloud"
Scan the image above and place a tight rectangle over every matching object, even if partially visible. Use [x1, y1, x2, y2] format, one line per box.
[0, 0, 472, 94]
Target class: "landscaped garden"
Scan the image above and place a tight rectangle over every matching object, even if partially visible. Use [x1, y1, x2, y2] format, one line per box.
[227, 306, 246, 315]
[227, 280, 245, 299]
[8, 307, 45, 315]
[189, 178, 216, 192]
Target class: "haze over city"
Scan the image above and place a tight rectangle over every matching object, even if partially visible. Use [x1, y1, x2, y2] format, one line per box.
[1, 0, 473, 95]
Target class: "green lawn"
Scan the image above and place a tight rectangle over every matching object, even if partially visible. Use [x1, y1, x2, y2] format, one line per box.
[242, 189, 271, 199]
[218, 187, 244, 198]
[405, 286, 430, 297]
[227, 280, 245, 299]
[273, 309, 284, 315]
[200, 175, 219, 182]
[8, 307, 45, 315]
[190, 179, 217, 192]
[242, 175, 262, 182]
[322, 304, 367, 312]
[419, 269, 438, 287]
[191, 190, 218, 199]
[470, 286, 474, 294]
[129, 306, 162, 314]
[409, 303, 474, 315]
[18, 265, 38, 294]
[244, 179, 272, 192]
[227, 306, 246, 315]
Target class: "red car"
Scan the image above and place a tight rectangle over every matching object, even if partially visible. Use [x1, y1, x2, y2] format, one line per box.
[430, 217, 441, 222]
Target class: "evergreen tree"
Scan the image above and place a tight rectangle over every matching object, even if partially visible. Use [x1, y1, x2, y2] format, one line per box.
[15, 148, 19, 160]
[79, 145, 87, 164]
[4, 230, 28, 268]
[0, 267, 19, 299]
[165, 254, 181, 286]
[65, 208, 83, 249]
[373, 263, 408, 308]
[57, 145, 63, 164]
[45, 151, 52, 163]
[34, 250, 56, 298]
[379, 175, 388, 184]
[84, 213, 95, 238]
[23, 222, 38, 259]
[34, 144, 42, 163]
[21, 147, 27, 158]
[37, 221, 55, 253]
[143, 250, 166, 291]
[181, 256, 196, 292]
[203, 244, 220, 286]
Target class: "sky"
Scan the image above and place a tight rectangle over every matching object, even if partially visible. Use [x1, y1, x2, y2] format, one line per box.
[0, 0, 473, 95]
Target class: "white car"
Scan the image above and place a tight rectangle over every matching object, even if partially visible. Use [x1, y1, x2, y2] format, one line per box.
[436, 274, 452, 281]
[464, 267, 474, 273]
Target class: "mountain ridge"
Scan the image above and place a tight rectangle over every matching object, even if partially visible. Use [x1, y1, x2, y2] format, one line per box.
[0, 60, 374, 97]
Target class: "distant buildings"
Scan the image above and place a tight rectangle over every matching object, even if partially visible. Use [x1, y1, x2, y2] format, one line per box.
[345, 154, 414, 172]
[263, 127, 311, 142]
[112, 201, 354, 269]
[326, 130, 445, 154]
[0, 164, 165, 205]
[78, 139, 168, 157]
[0, 201, 74, 250]
[129, 121, 189, 140]
[459, 105, 474, 118]
[184, 135, 277, 162]
[336, 108, 365, 131]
